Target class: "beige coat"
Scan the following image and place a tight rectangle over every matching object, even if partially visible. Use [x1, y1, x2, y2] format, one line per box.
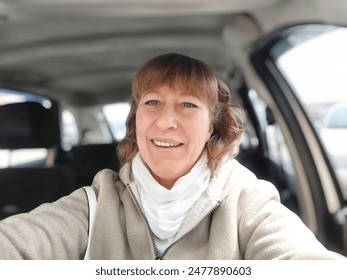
[0, 159, 343, 259]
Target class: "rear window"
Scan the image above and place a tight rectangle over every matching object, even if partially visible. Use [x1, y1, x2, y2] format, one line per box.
[102, 102, 130, 141]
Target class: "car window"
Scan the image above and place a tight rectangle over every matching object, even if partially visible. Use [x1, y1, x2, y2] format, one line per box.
[61, 110, 79, 150]
[102, 102, 130, 141]
[270, 25, 347, 201]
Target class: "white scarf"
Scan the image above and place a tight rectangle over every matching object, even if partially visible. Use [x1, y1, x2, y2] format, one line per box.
[131, 151, 211, 247]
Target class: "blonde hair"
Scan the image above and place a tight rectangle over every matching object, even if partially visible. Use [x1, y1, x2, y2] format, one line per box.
[117, 53, 246, 172]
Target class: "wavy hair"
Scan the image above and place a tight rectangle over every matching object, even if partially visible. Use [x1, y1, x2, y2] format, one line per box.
[117, 53, 246, 172]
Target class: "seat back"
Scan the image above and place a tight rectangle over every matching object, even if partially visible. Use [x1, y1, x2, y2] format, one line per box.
[63, 143, 120, 187]
[0, 166, 75, 219]
[0, 101, 75, 219]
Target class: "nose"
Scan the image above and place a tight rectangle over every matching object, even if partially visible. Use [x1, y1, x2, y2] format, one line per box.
[155, 105, 178, 131]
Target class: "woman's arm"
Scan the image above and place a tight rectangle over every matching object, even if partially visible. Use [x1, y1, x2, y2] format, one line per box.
[239, 180, 344, 260]
[0, 188, 89, 260]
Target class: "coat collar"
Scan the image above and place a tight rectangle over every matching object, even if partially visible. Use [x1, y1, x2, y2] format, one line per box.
[119, 157, 241, 242]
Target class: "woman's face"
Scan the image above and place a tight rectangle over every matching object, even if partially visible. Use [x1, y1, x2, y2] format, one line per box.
[136, 84, 213, 189]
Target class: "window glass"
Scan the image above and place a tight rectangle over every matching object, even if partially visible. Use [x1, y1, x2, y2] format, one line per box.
[0, 149, 47, 168]
[62, 110, 79, 150]
[0, 88, 52, 108]
[271, 25, 347, 200]
[102, 102, 130, 141]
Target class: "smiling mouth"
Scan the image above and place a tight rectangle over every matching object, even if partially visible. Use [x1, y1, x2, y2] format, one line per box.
[151, 139, 183, 148]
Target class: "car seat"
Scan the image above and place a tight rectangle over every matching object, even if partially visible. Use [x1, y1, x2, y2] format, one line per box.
[0, 101, 76, 219]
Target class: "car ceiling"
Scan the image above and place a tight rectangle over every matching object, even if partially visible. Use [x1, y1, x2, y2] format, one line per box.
[0, 0, 346, 107]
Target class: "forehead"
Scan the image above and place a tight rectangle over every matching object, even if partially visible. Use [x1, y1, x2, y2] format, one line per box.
[138, 83, 208, 102]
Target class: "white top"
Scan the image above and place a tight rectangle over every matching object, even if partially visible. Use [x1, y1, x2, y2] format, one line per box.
[132, 151, 211, 254]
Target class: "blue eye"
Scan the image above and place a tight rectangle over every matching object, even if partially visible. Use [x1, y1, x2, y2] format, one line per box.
[145, 100, 159, 106]
[182, 102, 197, 108]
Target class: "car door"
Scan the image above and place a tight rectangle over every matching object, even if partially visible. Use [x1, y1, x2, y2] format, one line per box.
[249, 23, 347, 255]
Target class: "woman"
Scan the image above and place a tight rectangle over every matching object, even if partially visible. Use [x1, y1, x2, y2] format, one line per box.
[0, 53, 344, 259]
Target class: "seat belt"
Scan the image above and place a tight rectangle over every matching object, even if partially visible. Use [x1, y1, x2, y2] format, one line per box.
[82, 186, 97, 260]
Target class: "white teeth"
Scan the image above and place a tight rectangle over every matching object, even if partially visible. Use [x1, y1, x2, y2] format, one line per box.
[152, 140, 181, 147]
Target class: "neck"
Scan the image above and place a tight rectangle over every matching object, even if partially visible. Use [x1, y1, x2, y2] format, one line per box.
[150, 173, 176, 190]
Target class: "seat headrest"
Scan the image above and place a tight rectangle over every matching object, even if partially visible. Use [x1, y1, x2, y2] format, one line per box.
[0, 102, 60, 149]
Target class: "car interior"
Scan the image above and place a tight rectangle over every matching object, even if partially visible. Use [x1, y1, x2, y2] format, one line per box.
[0, 0, 346, 256]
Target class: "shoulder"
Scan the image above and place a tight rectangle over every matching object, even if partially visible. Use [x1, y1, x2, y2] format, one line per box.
[216, 159, 280, 205]
[90, 168, 127, 199]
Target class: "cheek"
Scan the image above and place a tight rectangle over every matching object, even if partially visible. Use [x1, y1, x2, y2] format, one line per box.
[135, 109, 154, 154]
[135, 107, 148, 130]
[135, 110, 146, 144]
[191, 116, 213, 145]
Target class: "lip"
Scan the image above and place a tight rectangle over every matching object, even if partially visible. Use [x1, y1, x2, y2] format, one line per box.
[151, 138, 183, 148]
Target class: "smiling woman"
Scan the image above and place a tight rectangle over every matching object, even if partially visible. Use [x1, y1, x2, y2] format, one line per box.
[135, 85, 213, 189]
